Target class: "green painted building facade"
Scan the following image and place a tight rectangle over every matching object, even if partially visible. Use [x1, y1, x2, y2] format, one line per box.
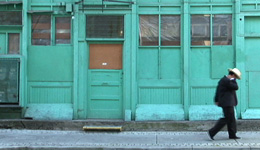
[1, 0, 260, 121]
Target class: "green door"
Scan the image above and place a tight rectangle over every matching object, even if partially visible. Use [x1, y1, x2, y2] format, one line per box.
[87, 44, 123, 119]
[245, 16, 260, 108]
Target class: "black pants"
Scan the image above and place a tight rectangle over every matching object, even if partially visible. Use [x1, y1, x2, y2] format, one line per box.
[209, 106, 237, 138]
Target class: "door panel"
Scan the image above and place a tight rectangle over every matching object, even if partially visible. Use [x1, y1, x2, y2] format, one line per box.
[244, 16, 260, 108]
[87, 44, 123, 119]
[248, 72, 260, 108]
[245, 37, 260, 108]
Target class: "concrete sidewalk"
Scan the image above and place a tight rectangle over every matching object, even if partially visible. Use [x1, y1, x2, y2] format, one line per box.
[1, 129, 260, 149]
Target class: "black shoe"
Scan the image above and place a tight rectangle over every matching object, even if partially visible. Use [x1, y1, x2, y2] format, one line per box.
[207, 131, 214, 140]
[229, 136, 241, 139]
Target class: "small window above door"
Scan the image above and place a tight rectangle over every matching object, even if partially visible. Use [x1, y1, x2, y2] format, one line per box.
[86, 16, 124, 38]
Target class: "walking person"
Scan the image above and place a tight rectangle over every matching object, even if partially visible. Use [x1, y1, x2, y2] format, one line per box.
[208, 68, 242, 140]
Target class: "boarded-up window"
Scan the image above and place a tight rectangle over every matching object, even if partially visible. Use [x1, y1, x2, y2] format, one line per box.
[161, 15, 181, 46]
[213, 15, 232, 45]
[87, 16, 124, 38]
[8, 33, 20, 54]
[0, 11, 22, 25]
[89, 44, 122, 70]
[139, 15, 159, 46]
[191, 15, 210, 46]
[32, 15, 51, 45]
[56, 17, 71, 44]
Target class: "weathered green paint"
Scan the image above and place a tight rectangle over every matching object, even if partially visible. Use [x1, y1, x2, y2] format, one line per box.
[135, 104, 185, 121]
[24, 104, 73, 120]
[2, 0, 260, 121]
[189, 105, 223, 121]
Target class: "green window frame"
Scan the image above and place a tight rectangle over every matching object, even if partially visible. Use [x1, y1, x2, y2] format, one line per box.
[139, 15, 181, 46]
[191, 14, 232, 46]
[31, 14, 72, 46]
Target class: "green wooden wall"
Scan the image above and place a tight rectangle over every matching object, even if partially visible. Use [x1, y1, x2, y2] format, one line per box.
[1, 0, 260, 120]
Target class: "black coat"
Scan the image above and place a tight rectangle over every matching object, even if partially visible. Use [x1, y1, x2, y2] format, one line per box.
[214, 76, 238, 107]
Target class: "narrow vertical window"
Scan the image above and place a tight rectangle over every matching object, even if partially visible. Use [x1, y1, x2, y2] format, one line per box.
[139, 15, 159, 46]
[191, 15, 210, 46]
[56, 17, 71, 44]
[161, 15, 181, 46]
[8, 33, 20, 54]
[32, 15, 51, 45]
[213, 15, 232, 45]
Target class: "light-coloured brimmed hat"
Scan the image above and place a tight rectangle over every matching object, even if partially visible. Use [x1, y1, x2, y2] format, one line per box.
[228, 68, 241, 79]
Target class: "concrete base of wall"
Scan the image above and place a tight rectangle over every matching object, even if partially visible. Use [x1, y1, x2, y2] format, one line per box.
[242, 109, 260, 119]
[189, 105, 223, 121]
[24, 104, 73, 120]
[135, 104, 185, 121]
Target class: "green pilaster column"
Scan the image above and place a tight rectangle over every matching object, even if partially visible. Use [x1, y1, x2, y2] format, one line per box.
[183, 0, 190, 120]
[21, 0, 28, 108]
[235, 0, 245, 118]
[131, 0, 137, 120]
[73, 3, 79, 119]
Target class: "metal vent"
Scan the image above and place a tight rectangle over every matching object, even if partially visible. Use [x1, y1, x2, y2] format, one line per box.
[0, 58, 19, 104]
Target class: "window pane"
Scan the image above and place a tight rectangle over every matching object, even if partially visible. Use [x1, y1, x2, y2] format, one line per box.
[161, 15, 180, 46]
[56, 17, 71, 44]
[213, 15, 232, 45]
[139, 15, 159, 46]
[0, 59, 19, 103]
[8, 33, 20, 54]
[191, 15, 210, 46]
[32, 15, 51, 45]
[87, 16, 124, 38]
[0, 11, 22, 25]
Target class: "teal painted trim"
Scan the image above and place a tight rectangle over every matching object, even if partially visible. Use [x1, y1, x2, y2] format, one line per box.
[0, 25, 23, 28]
[138, 12, 182, 15]
[73, 4, 79, 119]
[0, 55, 22, 59]
[84, 11, 131, 15]
[21, 0, 28, 108]
[183, 1, 189, 120]
[123, 13, 131, 119]
[158, 14, 161, 79]
[86, 38, 125, 41]
[235, 0, 244, 119]
[131, 0, 137, 120]
[210, 14, 213, 46]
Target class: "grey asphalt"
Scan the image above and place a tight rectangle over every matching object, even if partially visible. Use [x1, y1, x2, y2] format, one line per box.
[1, 129, 260, 149]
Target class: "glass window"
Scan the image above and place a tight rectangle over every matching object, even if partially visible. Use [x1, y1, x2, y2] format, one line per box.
[87, 16, 124, 38]
[213, 15, 232, 45]
[32, 15, 51, 45]
[56, 17, 71, 44]
[0, 59, 19, 104]
[8, 33, 20, 54]
[191, 15, 210, 46]
[139, 15, 159, 46]
[0, 11, 22, 25]
[161, 15, 181, 46]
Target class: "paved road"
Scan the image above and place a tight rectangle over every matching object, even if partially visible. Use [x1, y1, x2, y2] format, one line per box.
[1, 129, 260, 149]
